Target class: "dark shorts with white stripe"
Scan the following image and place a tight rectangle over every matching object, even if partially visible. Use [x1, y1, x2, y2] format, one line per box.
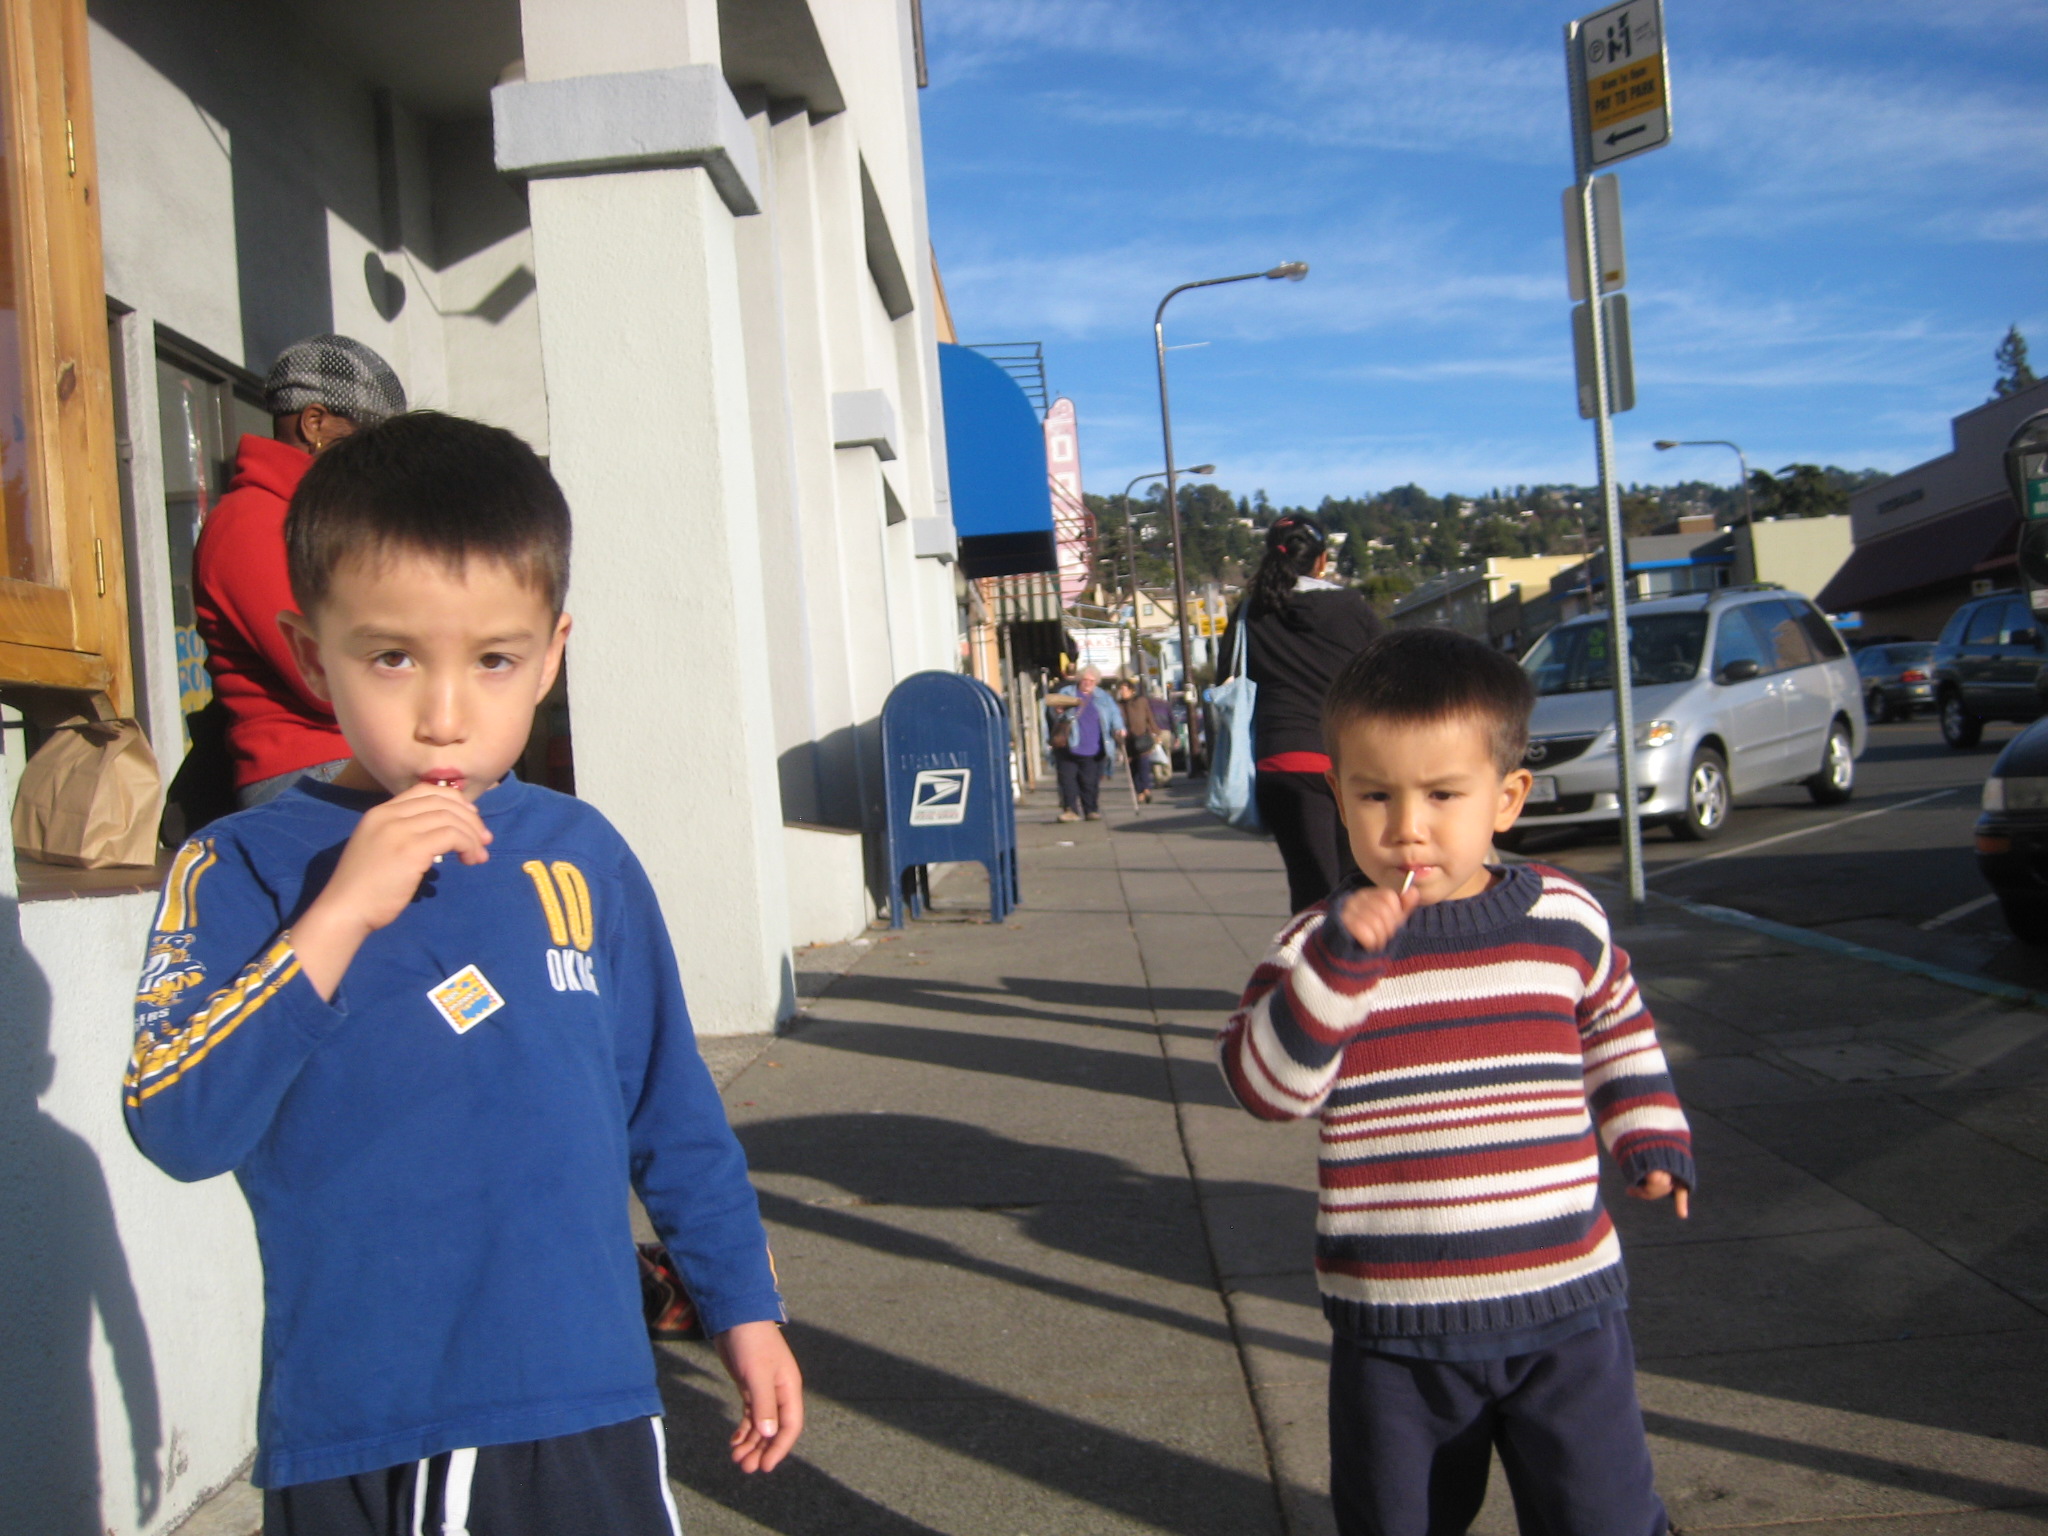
[263, 1416, 682, 1536]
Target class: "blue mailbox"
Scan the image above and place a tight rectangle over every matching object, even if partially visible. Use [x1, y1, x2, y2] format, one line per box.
[881, 671, 1019, 927]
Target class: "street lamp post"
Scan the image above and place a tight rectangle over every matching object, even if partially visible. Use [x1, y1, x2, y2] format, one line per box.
[1155, 263, 1307, 763]
[1119, 465, 1213, 694]
[1654, 438, 1755, 527]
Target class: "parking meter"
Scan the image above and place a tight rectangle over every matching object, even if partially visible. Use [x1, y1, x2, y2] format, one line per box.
[2010, 409, 2048, 601]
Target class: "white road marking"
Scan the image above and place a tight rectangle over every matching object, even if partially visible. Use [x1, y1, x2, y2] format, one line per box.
[1644, 788, 1962, 881]
[1920, 892, 1999, 931]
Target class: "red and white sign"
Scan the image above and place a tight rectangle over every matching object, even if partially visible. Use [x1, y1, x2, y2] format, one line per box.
[1044, 397, 1091, 607]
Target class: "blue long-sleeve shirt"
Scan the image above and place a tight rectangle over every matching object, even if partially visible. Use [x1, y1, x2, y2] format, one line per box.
[125, 775, 783, 1487]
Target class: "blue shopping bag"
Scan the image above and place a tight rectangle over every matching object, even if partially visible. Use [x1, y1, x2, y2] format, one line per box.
[1206, 615, 1261, 831]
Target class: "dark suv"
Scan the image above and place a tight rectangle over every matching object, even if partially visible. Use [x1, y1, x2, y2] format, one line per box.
[1933, 592, 2048, 747]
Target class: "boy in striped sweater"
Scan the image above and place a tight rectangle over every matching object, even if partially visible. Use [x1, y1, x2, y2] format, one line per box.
[1219, 627, 1695, 1536]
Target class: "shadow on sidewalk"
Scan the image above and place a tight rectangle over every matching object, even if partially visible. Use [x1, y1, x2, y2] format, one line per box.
[739, 1113, 1323, 1366]
[655, 1319, 1288, 1535]
[822, 971, 1228, 1039]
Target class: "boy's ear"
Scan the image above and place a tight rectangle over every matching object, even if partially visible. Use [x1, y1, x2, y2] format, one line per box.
[1324, 767, 1347, 827]
[1495, 767, 1534, 831]
[277, 610, 333, 702]
[536, 611, 572, 698]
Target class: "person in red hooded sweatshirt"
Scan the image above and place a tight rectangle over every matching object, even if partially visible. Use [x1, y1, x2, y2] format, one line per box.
[193, 335, 407, 806]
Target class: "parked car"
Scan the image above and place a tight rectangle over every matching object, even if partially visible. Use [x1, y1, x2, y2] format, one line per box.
[1855, 641, 1937, 722]
[1974, 716, 2048, 942]
[1512, 587, 1862, 844]
[1932, 591, 2048, 748]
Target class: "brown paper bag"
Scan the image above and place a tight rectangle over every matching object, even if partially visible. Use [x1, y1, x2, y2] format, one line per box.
[11, 717, 164, 869]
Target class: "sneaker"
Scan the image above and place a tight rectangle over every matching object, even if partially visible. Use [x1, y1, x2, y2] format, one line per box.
[1085, 811, 1102, 820]
[637, 1243, 705, 1341]
[1057, 810, 1080, 822]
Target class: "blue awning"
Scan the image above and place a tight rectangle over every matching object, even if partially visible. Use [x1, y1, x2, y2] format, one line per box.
[938, 343, 1056, 579]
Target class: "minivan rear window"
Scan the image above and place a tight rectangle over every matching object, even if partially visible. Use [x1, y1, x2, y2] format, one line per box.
[1522, 614, 1707, 694]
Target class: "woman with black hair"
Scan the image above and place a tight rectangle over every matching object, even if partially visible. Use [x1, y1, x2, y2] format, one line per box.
[1217, 514, 1384, 912]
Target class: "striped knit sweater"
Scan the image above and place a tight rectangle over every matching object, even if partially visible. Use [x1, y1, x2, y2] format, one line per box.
[1219, 863, 1694, 1343]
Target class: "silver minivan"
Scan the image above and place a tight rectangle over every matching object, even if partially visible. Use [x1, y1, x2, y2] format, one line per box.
[1510, 588, 1863, 843]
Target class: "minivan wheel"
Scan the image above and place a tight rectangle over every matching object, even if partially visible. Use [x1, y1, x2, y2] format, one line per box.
[1939, 690, 1983, 748]
[1807, 721, 1855, 805]
[1864, 685, 1892, 724]
[1672, 747, 1730, 841]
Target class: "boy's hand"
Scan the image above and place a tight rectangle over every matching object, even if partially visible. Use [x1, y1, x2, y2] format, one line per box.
[1336, 882, 1424, 953]
[292, 782, 493, 999]
[1628, 1170, 1691, 1219]
[716, 1320, 803, 1473]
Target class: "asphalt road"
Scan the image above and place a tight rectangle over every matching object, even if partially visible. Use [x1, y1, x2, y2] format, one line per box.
[1510, 713, 2048, 990]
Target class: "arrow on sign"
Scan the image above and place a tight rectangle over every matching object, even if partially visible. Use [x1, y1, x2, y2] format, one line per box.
[1604, 124, 1647, 146]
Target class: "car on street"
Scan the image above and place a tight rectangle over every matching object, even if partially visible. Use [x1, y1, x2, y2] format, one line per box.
[1855, 641, 1937, 722]
[1975, 715, 2048, 942]
[1511, 587, 1863, 844]
[1932, 590, 2048, 748]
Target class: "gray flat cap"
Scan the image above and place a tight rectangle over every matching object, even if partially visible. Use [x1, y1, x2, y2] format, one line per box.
[263, 334, 407, 425]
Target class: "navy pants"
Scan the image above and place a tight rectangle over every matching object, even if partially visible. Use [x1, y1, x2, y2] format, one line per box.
[1055, 747, 1106, 814]
[1128, 739, 1156, 795]
[1329, 1313, 1666, 1536]
[264, 1416, 681, 1536]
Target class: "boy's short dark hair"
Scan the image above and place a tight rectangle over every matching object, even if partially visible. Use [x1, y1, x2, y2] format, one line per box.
[1323, 627, 1536, 774]
[286, 412, 570, 615]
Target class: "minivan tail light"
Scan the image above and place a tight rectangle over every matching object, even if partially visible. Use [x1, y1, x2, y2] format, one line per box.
[1900, 668, 1928, 683]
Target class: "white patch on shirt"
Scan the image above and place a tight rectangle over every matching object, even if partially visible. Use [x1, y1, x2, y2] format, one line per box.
[428, 964, 506, 1035]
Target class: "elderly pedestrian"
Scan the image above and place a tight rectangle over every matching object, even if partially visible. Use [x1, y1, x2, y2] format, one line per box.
[1048, 666, 1126, 822]
[1216, 514, 1383, 911]
[1116, 676, 1160, 803]
[192, 334, 408, 806]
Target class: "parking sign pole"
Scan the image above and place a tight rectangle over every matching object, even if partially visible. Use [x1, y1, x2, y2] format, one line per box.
[1568, 15, 1646, 916]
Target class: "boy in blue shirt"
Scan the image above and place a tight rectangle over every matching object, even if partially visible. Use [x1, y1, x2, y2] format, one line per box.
[126, 412, 801, 1535]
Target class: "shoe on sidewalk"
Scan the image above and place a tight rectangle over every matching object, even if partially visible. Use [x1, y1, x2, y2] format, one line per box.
[1085, 811, 1102, 820]
[1058, 810, 1080, 822]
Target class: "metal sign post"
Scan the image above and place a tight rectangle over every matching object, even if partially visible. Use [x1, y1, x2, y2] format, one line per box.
[1567, 0, 1669, 917]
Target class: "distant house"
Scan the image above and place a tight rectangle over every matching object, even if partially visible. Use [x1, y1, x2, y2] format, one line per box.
[1390, 555, 1585, 651]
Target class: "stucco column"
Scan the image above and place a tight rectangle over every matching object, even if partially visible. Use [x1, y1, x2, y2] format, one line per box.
[497, 5, 793, 1031]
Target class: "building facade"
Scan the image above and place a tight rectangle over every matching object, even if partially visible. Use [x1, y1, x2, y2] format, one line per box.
[1819, 380, 2048, 638]
[0, 2, 960, 1529]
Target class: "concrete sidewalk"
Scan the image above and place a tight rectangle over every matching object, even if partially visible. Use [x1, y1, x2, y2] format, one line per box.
[663, 779, 2048, 1536]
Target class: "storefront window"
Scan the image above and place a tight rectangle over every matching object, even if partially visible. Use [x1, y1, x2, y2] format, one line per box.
[153, 345, 266, 725]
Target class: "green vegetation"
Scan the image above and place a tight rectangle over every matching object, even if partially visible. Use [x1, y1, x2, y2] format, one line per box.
[1994, 324, 2038, 401]
[1085, 467, 1884, 598]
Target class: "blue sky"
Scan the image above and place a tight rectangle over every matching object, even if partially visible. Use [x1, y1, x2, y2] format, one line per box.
[918, 0, 2048, 508]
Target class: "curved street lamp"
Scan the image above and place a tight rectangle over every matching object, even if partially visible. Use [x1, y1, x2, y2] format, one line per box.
[1154, 264, 1307, 758]
[1654, 438, 1755, 528]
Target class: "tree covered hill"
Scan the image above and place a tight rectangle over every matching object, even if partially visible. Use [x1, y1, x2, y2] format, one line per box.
[1085, 465, 1885, 602]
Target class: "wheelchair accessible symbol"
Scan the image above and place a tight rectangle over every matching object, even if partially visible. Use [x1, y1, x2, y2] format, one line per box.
[908, 768, 971, 826]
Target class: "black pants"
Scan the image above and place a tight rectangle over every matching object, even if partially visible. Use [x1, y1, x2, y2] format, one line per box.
[264, 1416, 680, 1536]
[1256, 769, 1359, 912]
[1329, 1313, 1666, 1536]
[1127, 738, 1155, 795]
[1055, 747, 1107, 814]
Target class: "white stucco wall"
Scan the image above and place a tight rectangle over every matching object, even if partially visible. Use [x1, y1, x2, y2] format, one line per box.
[0, 752, 262, 1536]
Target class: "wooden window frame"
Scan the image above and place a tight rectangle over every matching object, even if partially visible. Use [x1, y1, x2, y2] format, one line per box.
[0, 0, 129, 713]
